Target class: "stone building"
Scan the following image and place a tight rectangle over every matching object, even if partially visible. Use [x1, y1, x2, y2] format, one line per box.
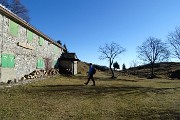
[0, 5, 73, 83]
[59, 53, 79, 75]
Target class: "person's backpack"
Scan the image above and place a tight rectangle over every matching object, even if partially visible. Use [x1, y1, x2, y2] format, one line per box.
[92, 67, 96, 74]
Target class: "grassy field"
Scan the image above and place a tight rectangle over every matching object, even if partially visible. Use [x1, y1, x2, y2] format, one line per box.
[0, 73, 180, 120]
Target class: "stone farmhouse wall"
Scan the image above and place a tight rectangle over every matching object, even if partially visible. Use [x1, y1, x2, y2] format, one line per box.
[0, 6, 64, 83]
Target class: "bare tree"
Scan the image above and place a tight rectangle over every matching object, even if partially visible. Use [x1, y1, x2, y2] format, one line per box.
[137, 37, 170, 78]
[0, 0, 9, 8]
[44, 57, 52, 72]
[10, 0, 30, 22]
[130, 60, 138, 75]
[99, 42, 125, 78]
[168, 27, 180, 60]
[130, 60, 138, 68]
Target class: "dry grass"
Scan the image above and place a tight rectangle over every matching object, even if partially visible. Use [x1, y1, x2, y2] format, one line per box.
[0, 74, 180, 120]
[77, 62, 89, 75]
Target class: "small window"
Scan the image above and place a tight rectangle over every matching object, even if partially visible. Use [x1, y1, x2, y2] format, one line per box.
[1, 54, 15, 68]
[37, 58, 44, 69]
[27, 30, 33, 42]
[39, 37, 44, 46]
[9, 20, 18, 36]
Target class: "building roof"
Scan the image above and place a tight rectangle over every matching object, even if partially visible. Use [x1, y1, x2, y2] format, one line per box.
[60, 53, 79, 61]
[0, 4, 65, 50]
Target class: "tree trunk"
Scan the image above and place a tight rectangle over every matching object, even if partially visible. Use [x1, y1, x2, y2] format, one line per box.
[109, 60, 115, 78]
[150, 63, 155, 78]
[110, 67, 115, 78]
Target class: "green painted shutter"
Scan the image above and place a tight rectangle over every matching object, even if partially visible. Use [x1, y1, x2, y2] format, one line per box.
[1, 54, 15, 68]
[1, 54, 8, 67]
[37, 58, 44, 68]
[40, 59, 42, 68]
[37, 59, 41, 68]
[39, 37, 44, 46]
[54, 46, 58, 53]
[9, 20, 18, 36]
[8, 54, 15, 68]
[42, 59, 45, 68]
[27, 30, 33, 41]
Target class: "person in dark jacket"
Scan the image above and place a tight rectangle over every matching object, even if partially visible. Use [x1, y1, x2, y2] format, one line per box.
[84, 63, 95, 86]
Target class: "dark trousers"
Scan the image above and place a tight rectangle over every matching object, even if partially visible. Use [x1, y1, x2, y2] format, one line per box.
[85, 74, 95, 86]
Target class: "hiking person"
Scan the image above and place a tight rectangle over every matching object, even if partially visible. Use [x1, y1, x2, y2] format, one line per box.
[84, 63, 96, 86]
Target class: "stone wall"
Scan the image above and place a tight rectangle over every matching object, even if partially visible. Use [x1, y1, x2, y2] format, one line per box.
[0, 14, 3, 80]
[0, 13, 63, 82]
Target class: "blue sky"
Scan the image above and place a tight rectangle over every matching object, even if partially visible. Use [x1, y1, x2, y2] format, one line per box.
[21, 0, 180, 68]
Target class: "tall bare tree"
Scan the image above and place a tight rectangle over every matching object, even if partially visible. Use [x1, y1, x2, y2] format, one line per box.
[0, 0, 30, 22]
[10, 0, 30, 22]
[99, 42, 125, 78]
[168, 27, 180, 60]
[0, 0, 9, 8]
[137, 37, 170, 78]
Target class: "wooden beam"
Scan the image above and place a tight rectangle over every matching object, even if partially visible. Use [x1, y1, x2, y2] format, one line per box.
[17, 42, 34, 50]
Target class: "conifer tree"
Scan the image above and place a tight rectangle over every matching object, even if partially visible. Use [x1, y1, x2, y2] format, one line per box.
[122, 64, 126, 71]
[63, 44, 68, 53]
[113, 61, 120, 70]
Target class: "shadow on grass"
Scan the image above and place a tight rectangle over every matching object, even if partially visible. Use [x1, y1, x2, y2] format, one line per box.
[73, 76, 113, 81]
[157, 81, 180, 84]
[29, 84, 180, 97]
[72, 75, 145, 82]
[139, 109, 180, 120]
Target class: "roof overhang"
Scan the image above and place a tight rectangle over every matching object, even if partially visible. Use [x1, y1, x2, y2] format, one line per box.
[0, 5, 65, 50]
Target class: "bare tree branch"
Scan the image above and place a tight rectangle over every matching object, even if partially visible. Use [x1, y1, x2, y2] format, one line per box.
[10, 0, 30, 22]
[137, 37, 170, 78]
[99, 42, 125, 78]
[168, 26, 180, 59]
[0, 0, 9, 8]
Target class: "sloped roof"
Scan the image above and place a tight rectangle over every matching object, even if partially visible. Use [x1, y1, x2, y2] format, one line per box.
[0, 4, 64, 50]
[60, 53, 79, 61]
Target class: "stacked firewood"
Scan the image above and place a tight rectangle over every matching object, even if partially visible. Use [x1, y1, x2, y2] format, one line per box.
[47, 68, 58, 76]
[21, 69, 59, 81]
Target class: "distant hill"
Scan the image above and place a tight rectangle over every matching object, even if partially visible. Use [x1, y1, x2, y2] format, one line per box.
[77, 61, 89, 75]
[77, 61, 109, 75]
[77, 61, 180, 79]
[127, 62, 180, 79]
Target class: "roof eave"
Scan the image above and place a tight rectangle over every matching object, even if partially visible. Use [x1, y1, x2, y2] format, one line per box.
[0, 5, 65, 50]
